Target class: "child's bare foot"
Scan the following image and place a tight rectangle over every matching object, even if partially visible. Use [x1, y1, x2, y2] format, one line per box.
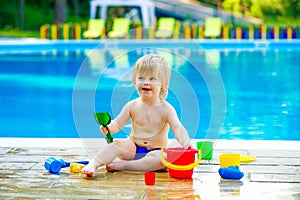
[106, 161, 127, 172]
[81, 163, 97, 177]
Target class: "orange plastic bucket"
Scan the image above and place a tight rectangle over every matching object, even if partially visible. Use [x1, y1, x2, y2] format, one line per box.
[160, 147, 201, 179]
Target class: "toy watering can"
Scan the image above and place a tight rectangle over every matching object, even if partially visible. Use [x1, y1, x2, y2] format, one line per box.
[44, 157, 89, 174]
[160, 147, 201, 179]
[94, 112, 114, 143]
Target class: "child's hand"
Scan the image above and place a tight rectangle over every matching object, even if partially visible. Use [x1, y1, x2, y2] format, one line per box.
[100, 126, 108, 135]
[183, 140, 192, 149]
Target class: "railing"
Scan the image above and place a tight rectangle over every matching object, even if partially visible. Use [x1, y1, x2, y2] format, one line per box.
[40, 22, 300, 40]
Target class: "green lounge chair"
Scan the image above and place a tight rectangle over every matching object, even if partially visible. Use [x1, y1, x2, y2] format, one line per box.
[83, 19, 104, 39]
[108, 18, 131, 38]
[154, 17, 176, 38]
[204, 17, 222, 38]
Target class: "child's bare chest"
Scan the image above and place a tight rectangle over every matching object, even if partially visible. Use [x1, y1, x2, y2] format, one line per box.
[131, 105, 166, 127]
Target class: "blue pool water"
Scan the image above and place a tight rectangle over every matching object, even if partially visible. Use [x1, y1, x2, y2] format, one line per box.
[0, 39, 299, 140]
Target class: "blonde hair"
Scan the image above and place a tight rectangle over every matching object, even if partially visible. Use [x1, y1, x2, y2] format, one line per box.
[132, 54, 171, 100]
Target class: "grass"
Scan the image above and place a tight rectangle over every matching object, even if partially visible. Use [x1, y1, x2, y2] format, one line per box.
[263, 16, 300, 26]
[0, 29, 40, 38]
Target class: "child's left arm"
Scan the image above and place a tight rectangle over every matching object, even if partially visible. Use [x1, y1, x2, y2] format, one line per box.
[166, 103, 191, 149]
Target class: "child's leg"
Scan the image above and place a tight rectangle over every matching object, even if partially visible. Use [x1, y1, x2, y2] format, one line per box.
[106, 150, 166, 172]
[81, 139, 136, 176]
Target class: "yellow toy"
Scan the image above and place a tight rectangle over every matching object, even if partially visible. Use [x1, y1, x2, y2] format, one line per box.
[70, 162, 85, 173]
[240, 155, 256, 163]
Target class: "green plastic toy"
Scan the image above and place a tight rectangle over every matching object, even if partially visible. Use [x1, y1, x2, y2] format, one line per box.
[94, 112, 114, 143]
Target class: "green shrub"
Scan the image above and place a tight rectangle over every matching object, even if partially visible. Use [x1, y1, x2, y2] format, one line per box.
[0, 3, 17, 28]
[259, 0, 283, 17]
[25, 6, 54, 30]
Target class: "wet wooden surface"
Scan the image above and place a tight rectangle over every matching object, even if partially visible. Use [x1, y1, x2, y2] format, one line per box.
[0, 144, 300, 199]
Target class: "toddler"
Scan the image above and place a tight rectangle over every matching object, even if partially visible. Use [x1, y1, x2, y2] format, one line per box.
[81, 54, 191, 176]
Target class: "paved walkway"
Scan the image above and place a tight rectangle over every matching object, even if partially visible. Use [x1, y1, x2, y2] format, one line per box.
[0, 138, 299, 199]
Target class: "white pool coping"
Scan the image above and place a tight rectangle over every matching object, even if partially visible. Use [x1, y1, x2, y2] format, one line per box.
[0, 137, 299, 151]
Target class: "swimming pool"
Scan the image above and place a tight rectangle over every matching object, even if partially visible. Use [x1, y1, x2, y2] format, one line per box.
[1, 39, 299, 140]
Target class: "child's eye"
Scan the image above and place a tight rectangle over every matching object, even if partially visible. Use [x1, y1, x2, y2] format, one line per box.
[137, 77, 144, 81]
[149, 77, 156, 81]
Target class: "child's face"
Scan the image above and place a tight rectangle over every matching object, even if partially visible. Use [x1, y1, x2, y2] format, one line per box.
[135, 73, 162, 101]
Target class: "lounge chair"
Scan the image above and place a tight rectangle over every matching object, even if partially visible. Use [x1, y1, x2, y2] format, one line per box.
[108, 18, 131, 39]
[83, 19, 104, 39]
[204, 17, 222, 38]
[154, 17, 176, 39]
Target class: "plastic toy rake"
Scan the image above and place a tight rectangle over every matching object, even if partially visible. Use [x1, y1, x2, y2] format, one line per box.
[94, 112, 114, 144]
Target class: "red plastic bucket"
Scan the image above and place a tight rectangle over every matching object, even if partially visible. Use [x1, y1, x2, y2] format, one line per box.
[160, 147, 201, 179]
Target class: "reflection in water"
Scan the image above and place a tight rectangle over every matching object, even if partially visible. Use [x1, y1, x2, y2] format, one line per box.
[220, 49, 300, 140]
[86, 48, 300, 140]
[144, 178, 200, 199]
[0, 47, 299, 139]
[219, 179, 244, 197]
[205, 50, 221, 69]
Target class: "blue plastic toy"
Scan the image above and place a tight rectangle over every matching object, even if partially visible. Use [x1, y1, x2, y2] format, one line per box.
[44, 157, 89, 174]
[218, 166, 244, 180]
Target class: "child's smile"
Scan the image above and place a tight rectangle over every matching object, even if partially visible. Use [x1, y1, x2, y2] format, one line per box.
[142, 87, 151, 92]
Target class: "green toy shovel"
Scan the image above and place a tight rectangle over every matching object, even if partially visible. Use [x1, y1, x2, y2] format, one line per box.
[94, 112, 114, 143]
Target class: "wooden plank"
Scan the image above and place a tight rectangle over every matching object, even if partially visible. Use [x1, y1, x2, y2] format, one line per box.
[248, 150, 300, 158]
[0, 186, 145, 199]
[6, 147, 88, 156]
[0, 147, 13, 154]
[1, 144, 300, 199]
[209, 154, 300, 166]
[250, 174, 300, 183]
[246, 157, 300, 166]
[0, 162, 36, 170]
[195, 165, 219, 173]
[0, 154, 88, 163]
[242, 165, 298, 174]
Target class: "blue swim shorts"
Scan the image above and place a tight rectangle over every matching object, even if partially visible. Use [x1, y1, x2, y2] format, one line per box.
[134, 144, 161, 160]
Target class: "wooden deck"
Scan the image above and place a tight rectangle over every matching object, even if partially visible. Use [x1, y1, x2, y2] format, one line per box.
[0, 139, 299, 199]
